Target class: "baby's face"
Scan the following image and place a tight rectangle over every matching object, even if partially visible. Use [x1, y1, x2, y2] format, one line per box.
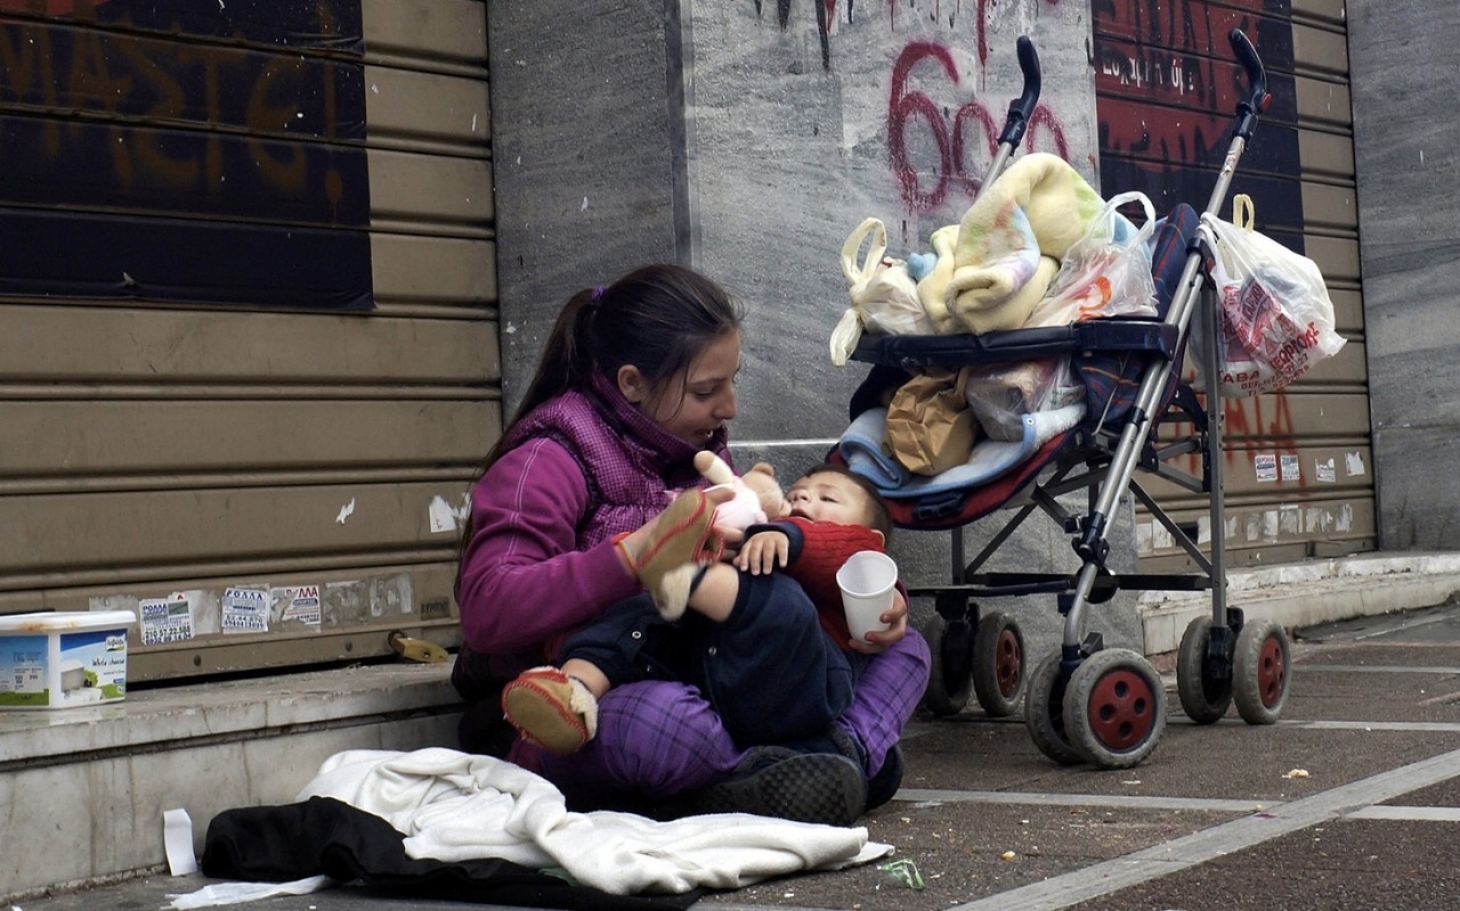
[785, 472, 870, 527]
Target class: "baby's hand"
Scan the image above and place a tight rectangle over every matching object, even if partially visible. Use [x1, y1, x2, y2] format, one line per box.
[734, 530, 789, 575]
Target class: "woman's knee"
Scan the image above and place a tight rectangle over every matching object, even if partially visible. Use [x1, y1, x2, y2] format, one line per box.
[591, 681, 740, 797]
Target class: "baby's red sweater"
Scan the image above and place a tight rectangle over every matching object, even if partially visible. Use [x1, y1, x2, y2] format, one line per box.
[748, 515, 887, 650]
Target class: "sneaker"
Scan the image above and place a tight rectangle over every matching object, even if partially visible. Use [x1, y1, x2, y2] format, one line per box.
[500, 666, 599, 755]
[669, 751, 867, 827]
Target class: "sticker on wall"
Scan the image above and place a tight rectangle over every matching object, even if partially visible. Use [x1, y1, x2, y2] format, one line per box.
[370, 574, 414, 617]
[1254, 453, 1278, 483]
[1280, 454, 1300, 482]
[323, 581, 369, 627]
[428, 494, 472, 534]
[271, 585, 322, 628]
[428, 496, 457, 534]
[1345, 451, 1367, 477]
[1316, 458, 1337, 483]
[221, 587, 270, 634]
[140, 593, 195, 646]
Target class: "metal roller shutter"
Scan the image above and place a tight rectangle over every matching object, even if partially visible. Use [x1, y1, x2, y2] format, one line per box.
[1092, 0, 1373, 570]
[0, 0, 498, 682]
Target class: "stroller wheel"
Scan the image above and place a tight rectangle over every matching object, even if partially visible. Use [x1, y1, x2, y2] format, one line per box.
[972, 612, 1025, 717]
[1025, 651, 1083, 766]
[1176, 615, 1234, 724]
[1233, 618, 1291, 725]
[1064, 648, 1167, 769]
[920, 612, 973, 716]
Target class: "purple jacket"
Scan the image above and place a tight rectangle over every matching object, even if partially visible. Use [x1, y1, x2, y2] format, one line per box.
[456, 371, 731, 679]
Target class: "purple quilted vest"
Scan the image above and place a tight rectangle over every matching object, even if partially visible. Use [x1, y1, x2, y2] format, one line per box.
[503, 372, 731, 548]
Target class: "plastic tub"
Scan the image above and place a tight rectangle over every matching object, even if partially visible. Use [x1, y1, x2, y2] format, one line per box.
[0, 611, 135, 710]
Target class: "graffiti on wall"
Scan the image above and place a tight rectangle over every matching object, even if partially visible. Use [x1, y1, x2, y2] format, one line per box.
[752, 0, 1077, 215]
[886, 39, 1069, 212]
[758, 0, 1065, 73]
[0, 0, 373, 309]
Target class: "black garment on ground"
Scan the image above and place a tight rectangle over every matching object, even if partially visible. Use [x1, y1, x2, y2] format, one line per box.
[200, 796, 701, 910]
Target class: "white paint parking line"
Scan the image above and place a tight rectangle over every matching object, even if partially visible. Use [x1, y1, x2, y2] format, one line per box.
[895, 788, 1269, 814]
[1279, 719, 1460, 732]
[1298, 664, 1460, 674]
[1347, 805, 1460, 822]
[945, 745, 1460, 911]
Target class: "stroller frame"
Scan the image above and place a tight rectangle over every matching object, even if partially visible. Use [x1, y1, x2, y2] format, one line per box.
[846, 30, 1292, 768]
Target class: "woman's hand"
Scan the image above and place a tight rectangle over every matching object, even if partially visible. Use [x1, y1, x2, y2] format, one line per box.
[849, 588, 908, 655]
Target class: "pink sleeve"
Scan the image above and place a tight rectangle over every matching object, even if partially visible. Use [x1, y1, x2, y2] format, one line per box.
[456, 438, 643, 653]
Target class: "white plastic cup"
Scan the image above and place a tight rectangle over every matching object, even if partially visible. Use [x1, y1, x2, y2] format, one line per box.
[836, 550, 898, 641]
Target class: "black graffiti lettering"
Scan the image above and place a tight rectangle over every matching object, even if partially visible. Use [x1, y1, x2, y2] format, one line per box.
[246, 56, 307, 192]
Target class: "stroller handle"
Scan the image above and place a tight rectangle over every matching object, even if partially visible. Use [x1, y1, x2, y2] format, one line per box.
[1229, 28, 1268, 141]
[997, 35, 1042, 148]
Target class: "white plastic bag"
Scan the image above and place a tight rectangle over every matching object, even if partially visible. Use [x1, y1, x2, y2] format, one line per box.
[830, 217, 935, 366]
[963, 357, 1083, 441]
[1195, 196, 1345, 397]
[1024, 191, 1158, 328]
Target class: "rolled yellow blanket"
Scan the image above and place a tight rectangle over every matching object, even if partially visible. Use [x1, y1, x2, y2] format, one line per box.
[946, 153, 1106, 333]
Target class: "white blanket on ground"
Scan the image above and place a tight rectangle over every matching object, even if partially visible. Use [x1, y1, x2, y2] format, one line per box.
[295, 747, 892, 896]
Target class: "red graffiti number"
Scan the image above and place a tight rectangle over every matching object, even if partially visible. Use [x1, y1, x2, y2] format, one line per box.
[887, 41, 1069, 213]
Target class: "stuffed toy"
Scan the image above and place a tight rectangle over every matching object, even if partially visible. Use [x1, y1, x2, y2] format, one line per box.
[739, 462, 790, 522]
[693, 451, 789, 531]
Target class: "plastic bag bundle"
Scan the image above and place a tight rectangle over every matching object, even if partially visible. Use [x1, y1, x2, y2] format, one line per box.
[1195, 196, 1345, 397]
[963, 357, 1083, 441]
[830, 218, 934, 366]
[1024, 190, 1158, 328]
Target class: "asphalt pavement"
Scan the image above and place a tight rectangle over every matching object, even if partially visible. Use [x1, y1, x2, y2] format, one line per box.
[18, 600, 1460, 911]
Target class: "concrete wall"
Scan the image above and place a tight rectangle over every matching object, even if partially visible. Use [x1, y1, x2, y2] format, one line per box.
[488, 1, 1142, 654]
[1347, 5, 1460, 551]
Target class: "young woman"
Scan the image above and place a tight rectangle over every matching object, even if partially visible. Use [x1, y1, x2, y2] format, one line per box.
[453, 264, 930, 825]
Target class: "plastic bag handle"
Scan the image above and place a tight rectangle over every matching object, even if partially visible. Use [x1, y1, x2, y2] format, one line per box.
[841, 217, 888, 285]
[1100, 190, 1157, 246]
[1104, 190, 1155, 228]
[1231, 194, 1255, 231]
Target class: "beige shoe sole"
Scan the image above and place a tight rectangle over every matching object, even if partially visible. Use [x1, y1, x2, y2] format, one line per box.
[501, 668, 598, 755]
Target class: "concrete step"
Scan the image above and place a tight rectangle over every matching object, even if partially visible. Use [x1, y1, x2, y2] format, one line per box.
[1138, 551, 1460, 656]
[0, 660, 459, 901]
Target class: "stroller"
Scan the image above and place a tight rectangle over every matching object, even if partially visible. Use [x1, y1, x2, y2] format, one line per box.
[836, 30, 1292, 769]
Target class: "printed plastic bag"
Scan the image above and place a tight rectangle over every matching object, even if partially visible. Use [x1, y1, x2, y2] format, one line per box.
[830, 218, 935, 366]
[1195, 196, 1346, 397]
[1024, 191, 1158, 328]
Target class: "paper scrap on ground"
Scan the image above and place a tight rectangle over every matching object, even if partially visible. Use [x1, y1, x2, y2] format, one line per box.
[162, 808, 198, 876]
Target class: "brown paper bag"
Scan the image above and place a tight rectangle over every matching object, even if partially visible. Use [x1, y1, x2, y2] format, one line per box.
[882, 368, 979, 476]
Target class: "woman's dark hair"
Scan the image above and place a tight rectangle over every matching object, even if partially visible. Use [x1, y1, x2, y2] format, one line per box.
[801, 463, 893, 541]
[484, 263, 743, 472]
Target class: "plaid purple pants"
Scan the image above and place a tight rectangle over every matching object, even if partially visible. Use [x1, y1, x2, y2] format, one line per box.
[532, 628, 930, 802]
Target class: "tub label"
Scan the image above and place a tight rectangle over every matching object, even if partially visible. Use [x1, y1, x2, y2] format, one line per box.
[60, 629, 128, 704]
[0, 634, 48, 706]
